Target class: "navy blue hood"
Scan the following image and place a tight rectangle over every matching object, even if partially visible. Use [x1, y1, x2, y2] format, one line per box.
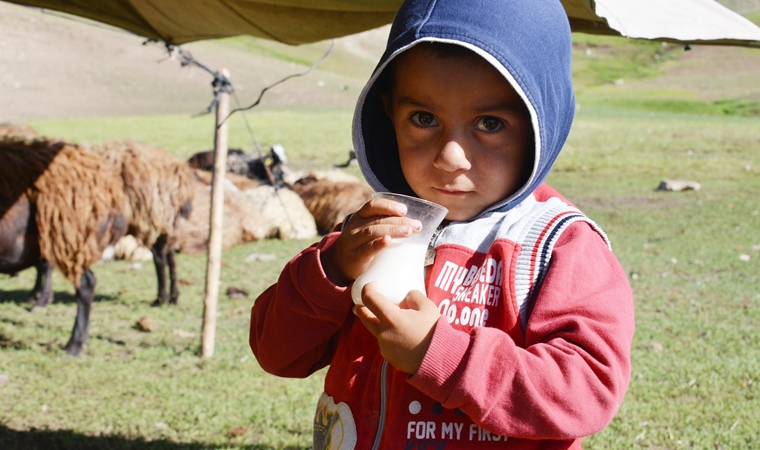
[352, 0, 575, 216]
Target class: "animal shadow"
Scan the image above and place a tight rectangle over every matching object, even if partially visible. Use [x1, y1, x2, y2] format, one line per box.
[0, 425, 308, 449]
[0, 289, 115, 306]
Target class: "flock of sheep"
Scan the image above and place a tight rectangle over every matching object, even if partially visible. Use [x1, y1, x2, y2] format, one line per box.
[0, 123, 373, 356]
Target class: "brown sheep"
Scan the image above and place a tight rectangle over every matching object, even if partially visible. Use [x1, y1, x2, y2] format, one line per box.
[177, 170, 266, 253]
[0, 137, 126, 356]
[177, 168, 319, 252]
[92, 140, 195, 306]
[290, 174, 374, 235]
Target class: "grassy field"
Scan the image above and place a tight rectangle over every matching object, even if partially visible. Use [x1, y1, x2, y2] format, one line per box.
[25, 109, 357, 171]
[2, 14, 760, 448]
[550, 107, 760, 448]
[1, 103, 758, 449]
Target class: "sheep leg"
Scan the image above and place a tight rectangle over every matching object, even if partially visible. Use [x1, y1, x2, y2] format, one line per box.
[28, 259, 54, 310]
[150, 235, 170, 307]
[65, 269, 95, 356]
[167, 249, 179, 305]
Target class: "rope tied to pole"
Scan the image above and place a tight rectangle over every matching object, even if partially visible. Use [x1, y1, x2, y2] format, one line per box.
[144, 37, 335, 238]
[145, 41, 236, 117]
[146, 39, 335, 124]
[222, 39, 335, 126]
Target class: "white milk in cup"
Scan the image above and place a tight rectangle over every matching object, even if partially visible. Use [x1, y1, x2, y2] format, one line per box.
[351, 192, 448, 305]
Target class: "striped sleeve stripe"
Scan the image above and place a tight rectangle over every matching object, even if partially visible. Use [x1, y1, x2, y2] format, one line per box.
[528, 210, 584, 287]
[516, 205, 611, 329]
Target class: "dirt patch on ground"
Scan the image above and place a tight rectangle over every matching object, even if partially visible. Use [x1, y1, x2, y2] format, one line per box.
[0, 3, 388, 122]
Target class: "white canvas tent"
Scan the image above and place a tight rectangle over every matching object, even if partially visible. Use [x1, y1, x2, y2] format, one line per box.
[563, 0, 760, 47]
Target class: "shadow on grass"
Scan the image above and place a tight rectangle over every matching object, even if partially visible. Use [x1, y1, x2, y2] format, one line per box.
[0, 290, 116, 306]
[0, 289, 29, 304]
[0, 426, 309, 450]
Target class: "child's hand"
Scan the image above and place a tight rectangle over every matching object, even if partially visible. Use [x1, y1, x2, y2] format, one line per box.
[353, 282, 441, 374]
[320, 198, 422, 286]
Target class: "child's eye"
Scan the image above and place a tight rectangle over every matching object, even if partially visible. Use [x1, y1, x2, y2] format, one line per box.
[475, 117, 504, 132]
[410, 112, 438, 127]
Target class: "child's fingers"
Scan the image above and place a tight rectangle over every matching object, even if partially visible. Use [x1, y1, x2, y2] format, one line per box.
[398, 290, 436, 312]
[350, 199, 422, 235]
[357, 198, 408, 218]
[359, 281, 397, 325]
[342, 221, 421, 266]
[370, 219, 422, 239]
[357, 286, 440, 375]
[352, 304, 380, 332]
[347, 234, 391, 263]
[348, 216, 421, 240]
[351, 198, 419, 229]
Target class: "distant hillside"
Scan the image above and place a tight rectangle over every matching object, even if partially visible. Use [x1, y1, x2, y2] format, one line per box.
[716, 0, 760, 15]
[1, 1, 758, 121]
[0, 2, 388, 121]
[566, 0, 760, 116]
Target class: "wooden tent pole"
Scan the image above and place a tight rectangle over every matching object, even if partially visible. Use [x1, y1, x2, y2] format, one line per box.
[201, 68, 230, 358]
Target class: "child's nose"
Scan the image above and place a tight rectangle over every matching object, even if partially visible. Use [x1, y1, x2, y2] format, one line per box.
[433, 139, 472, 172]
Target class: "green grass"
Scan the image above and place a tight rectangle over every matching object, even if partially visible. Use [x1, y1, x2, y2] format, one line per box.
[571, 34, 684, 90]
[550, 106, 760, 448]
[1, 237, 325, 449]
[578, 97, 760, 117]
[27, 110, 365, 183]
[570, 30, 760, 120]
[3, 106, 760, 448]
[28, 109, 356, 171]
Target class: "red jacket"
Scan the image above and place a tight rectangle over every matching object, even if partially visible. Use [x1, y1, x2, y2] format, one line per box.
[250, 185, 635, 449]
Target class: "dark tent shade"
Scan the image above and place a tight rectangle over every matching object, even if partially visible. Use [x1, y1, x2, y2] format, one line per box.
[3, 0, 403, 45]
[4, 0, 760, 47]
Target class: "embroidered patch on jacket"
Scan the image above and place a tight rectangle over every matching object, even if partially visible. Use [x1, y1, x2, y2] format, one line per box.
[313, 392, 357, 450]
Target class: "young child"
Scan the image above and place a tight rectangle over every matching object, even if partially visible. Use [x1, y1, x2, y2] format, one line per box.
[250, 0, 635, 448]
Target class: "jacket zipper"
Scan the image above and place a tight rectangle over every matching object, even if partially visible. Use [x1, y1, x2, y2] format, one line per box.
[371, 359, 389, 450]
[372, 225, 444, 448]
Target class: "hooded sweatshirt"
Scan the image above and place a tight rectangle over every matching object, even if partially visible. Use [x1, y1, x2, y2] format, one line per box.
[250, 1, 635, 448]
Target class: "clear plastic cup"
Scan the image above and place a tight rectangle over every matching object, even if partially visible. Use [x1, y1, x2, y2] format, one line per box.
[351, 192, 448, 305]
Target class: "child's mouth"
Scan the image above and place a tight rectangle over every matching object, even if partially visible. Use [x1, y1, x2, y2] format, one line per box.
[435, 187, 469, 196]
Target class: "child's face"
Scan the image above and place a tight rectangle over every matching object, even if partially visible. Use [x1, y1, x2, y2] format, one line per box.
[383, 45, 534, 221]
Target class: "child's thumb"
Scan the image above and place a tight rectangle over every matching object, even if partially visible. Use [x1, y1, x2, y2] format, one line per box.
[399, 290, 435, 311]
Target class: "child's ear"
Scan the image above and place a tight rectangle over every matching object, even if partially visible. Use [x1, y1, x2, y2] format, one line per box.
[381, 93, 393, 120]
